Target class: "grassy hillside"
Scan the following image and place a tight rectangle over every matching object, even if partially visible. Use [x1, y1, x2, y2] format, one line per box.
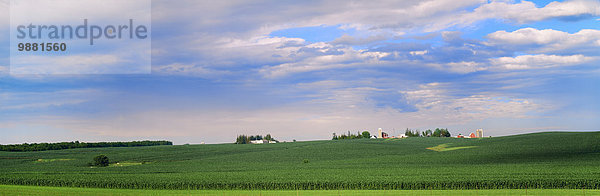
[1, 132, 599, 190]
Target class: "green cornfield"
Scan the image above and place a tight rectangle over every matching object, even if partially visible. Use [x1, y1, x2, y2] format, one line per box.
[1, 132, 600, 190]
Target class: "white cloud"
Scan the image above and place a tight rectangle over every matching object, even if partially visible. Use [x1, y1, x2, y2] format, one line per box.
[445, 61, 486, 73]
[487, 28, 571, 45]
[486, 28, 600, 54]
[410, 50, 428, 56]
[457, 0, 600, 25]
[490, 54, 595, 70]
[182, 35, 307, 69]
[147, 0, 600, 77]
[258, 45, 390, 78]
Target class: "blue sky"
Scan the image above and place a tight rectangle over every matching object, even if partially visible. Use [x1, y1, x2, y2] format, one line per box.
[1, 0, 599, 144]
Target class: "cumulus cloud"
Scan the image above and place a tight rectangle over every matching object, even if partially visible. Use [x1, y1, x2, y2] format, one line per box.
[444, 61, 486, 73]
[147, 0, 600, 78]
[259, 44, 390, 78]
[486, 28, 600, 54]
[490, 54, 595, 70]
[457, 0, 600, 25]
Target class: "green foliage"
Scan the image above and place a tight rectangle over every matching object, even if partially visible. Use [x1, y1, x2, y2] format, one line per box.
[92, 155, 109, 167]
[361, 131, 370, 139]
[432, 128, 451, 137]
[264, 134, 273, 141]
[1, 132, 600, 190]
[405, 128, 420, 137]
[422, 129, 433, 137]
[332, 131, 364, 140]
[235, 135, 250, 144]
[0, 141, 172, 152]
[303, 159, 309, 164]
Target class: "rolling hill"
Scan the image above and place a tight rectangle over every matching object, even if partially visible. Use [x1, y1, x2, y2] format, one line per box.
[1, 132, 599, 189]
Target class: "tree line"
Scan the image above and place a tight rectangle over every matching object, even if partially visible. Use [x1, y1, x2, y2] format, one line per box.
[405, 128, 451, 137]
[235, 134, 278, 144]
[332, 131, 371, 140]
[0, 140, 173, 152]
[331, 128, 452, 140]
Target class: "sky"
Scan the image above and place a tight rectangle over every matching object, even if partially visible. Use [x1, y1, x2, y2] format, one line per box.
[0, 0, 599, 144]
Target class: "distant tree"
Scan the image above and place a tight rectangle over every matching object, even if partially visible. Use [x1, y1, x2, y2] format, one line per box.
[405, 128, 420, 137]
[0, 141, 172, 152]
[265, 134, 273, 141]
[432, 128, 451, 137]
[361, 131, 370, 139]
[433, 128, 442, 137]
[235, 135, 249, 144]
[332, 131, 369, 140]
[423, 129, 433, 137]
[442, 129, 451, 137]
[339, 133, 347, 139]
[93, 155, 109, 167]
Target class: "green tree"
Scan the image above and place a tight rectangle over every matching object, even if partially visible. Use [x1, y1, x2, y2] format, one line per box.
[361, 131, 370, 138]
[442, 128, 451, 137]
[423, 129, 432, 137]
[93, 155, 109, 167]
[405, 128, 420, 137]
[432, 128, 451, 137]
[235, 135, 249, 144]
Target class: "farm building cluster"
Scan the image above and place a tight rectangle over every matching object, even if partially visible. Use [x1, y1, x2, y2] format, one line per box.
[371, 128, 484, 139]
[250, 140, 277, 144]
[456, 129, 484, 138]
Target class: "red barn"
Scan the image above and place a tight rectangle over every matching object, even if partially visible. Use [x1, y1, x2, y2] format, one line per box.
[469, 132, 477, 138]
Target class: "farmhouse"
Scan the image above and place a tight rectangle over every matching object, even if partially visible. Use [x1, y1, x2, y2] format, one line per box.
[469, 132, 476, 138]
[456, 129, 484, 138]
[250, 140, 277, 144]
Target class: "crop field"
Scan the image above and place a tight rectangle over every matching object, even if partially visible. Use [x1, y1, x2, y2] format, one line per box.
[1, 185, 599, 196]
[1, 132, 600, 190]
